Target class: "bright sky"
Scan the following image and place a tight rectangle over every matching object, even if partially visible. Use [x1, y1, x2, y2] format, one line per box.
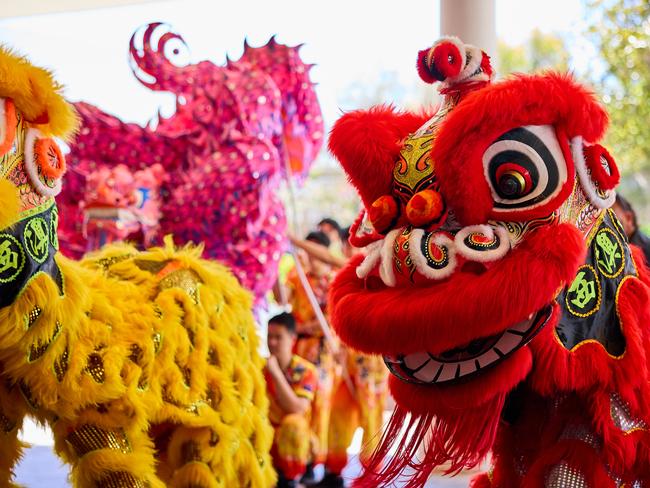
[0, 0, 585, 130]
[1, 0, 584, 446]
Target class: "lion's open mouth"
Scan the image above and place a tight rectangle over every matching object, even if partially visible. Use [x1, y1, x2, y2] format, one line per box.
[384, 305, 553, 385]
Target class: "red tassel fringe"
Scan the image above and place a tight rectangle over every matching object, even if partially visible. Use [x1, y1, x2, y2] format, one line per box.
[354, 394, 505, 487]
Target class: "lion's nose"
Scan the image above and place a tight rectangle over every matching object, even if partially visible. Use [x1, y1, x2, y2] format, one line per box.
[405, 189, 446, 229]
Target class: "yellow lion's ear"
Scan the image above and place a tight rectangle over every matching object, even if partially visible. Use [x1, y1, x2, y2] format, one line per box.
[0, 178, 21, 231]
[0, 46, 79, 141]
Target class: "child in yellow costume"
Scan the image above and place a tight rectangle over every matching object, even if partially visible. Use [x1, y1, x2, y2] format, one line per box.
[0, 48, 275, 488]
[264, 312, 318, 488]
[318, 350, 388, 487]
[286, 231, 336, 467]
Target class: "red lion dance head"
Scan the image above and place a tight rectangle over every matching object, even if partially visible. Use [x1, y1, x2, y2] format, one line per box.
[329, 37, 650, 486]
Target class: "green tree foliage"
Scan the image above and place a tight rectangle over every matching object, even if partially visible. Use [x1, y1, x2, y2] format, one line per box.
[498, 29, 570, 76]
[585, 0, 650, 175]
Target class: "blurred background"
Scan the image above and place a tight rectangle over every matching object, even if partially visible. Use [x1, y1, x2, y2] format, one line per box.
[2, 0, 649, 486]
[4, 0, 648, 233]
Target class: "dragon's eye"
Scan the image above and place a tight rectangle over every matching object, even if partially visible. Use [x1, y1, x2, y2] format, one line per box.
[483, 125, 568, 212]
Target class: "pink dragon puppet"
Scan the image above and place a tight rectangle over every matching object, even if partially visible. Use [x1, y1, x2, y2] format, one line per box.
[81, 163, 165, 250]
[59, 23, 323, 306]
[329, 37, 650, 486]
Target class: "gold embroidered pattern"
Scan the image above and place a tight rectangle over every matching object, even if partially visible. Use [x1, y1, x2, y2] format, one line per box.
[95, 471, 146, 488]
[53, 346, 69, 382]
[25, 306, 42, 329]
[18, 380, 39, 410]
[207, 348, 219, 366]
[128, 344, 143, 364]
[134, 259, 170, 274]
[181, 440, 202, 463]
[96, 254, 134, 271]
[159, 268, 201, 305]
[152, 332, 162, 353]
[28, 320, 62, 362]
[85, 353, 106, 383]
[66, 424, 132, 457]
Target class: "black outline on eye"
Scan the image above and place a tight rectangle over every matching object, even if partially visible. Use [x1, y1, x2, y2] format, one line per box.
[487, 127, 560, 209]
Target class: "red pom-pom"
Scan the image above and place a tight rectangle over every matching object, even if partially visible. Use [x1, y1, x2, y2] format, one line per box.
[480, 51, 493, 79]
[405, 189, 445, 227]
[369, 194, 400, 233]
[417, 41, 465, 84]
[431, 42, 464, 79]
[583, 143, 620, 191]
[417, 48, 437, 84]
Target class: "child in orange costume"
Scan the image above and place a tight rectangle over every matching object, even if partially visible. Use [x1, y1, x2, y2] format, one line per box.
[319, 350, 388, 486]
[265, 313, 318, 488]
[286, 231, 337, 466]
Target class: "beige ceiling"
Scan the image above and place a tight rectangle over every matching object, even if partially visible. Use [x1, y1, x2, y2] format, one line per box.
[1, 0, 169, 19]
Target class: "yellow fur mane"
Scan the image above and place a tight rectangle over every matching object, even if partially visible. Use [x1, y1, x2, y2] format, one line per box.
[0, 46, 78, 140]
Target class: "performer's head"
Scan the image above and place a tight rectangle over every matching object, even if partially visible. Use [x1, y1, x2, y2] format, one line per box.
[612, 193, 639, 239]
[267, 312, 297, 362]
[318, 217, 342, 246]
[305, 230, 331, 276]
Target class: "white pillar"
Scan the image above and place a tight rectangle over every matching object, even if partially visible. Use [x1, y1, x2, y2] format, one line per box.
[440, 0, 497, 62]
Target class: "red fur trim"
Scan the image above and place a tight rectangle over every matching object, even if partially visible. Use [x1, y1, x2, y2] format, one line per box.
[631, 244, 650, 286]
[431, 42, 464, 79]
[529, 274, 650, 395]
[587, 387, 650, 473]
[480, 52, 493, 79]
[330, 223, 584, 356]
[433, 73, 609, 225]
[328, 105, 431, 208]
[584, 143, 620, 190]
[522, 439, 614, 488]
[348, 208, 383, 247]
[417, 48, 437, 84]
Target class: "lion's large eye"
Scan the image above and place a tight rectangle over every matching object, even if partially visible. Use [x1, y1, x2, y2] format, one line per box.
[483, 125, 568, 212]
[24, 128, 66, 197]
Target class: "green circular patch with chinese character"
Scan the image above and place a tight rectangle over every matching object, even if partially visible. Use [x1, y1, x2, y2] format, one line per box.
[594, 227, 624, 278]
[23, 217, 50, 264]
[50, 208, 59, 250]
[566, 264, 601, 318]
[0, 234, 25, 283]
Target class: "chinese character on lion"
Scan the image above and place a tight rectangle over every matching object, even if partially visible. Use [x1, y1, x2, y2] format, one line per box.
[329, 36, 650, 486]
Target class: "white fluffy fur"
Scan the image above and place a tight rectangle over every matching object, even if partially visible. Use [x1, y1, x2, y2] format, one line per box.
[379, 229, 400, 287]
[408, 229, 457, 280]
[24, 127, 62, 197]
[571, 135, 615, 209]
[455, 224, 510, 262]
[356, 240, 383, 279]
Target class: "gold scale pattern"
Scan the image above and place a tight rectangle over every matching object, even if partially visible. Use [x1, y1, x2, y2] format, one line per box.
[66, 424, 131, 457]
[96, 472, 147, 488]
